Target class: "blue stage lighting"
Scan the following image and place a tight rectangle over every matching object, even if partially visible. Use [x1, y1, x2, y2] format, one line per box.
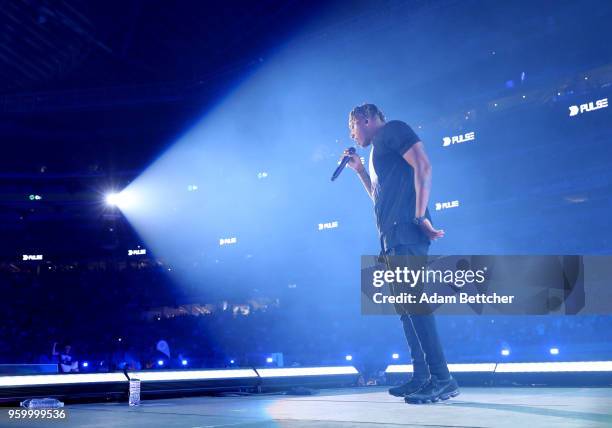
[230, 359, 235, 364]
[266, 357, 273, 364]
[550, 348, 560, 355]
[501, 349, 510, 356]
[345, 355, 353, 361]
[82, 362, 89, 368]
[105, 191, 135, 209]
[157, 360, 164, 366]
[392, 353, 399, 360]
[181, 359, 188, 366]
[105, 193, 120, 206]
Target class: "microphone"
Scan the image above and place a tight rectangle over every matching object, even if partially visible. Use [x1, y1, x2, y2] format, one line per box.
[331, 147, 356, 181]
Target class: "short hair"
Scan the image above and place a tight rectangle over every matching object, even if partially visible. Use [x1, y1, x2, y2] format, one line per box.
[349, 103, 385, 128]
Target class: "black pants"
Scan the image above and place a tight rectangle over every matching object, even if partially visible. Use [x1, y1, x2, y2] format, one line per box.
[384, 243, 451, 380]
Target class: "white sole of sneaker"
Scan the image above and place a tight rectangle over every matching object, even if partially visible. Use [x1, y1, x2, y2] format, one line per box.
[405, 389, 460, 404]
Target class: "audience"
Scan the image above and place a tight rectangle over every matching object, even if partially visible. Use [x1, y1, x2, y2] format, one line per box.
[1, 260, 610, 373]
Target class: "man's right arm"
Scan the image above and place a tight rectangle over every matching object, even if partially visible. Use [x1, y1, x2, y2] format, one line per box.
[355, 165, 374, 201]
[342, 149, 373, 200]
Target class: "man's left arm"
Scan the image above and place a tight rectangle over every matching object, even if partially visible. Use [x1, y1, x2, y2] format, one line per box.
[403, 142, 445, 241]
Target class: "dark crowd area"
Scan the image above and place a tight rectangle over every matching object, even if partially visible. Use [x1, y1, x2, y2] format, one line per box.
[1, 260, 611, 375]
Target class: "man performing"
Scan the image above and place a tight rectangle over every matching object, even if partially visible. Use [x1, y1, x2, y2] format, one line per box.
[344, 103, 460, 404]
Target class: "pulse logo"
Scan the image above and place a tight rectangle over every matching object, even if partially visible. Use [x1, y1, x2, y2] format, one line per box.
[22, 254, 43, 261]
[219, 237, 237, 246]
[442, 132, 475, 147]
[318, 221, 338, 231]
[128, 248, 147, 256]
[569, 98, 608, 116]
[435, 200, 460, 211]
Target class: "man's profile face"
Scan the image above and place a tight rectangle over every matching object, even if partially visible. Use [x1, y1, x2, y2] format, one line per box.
[349, 116, 371, 147]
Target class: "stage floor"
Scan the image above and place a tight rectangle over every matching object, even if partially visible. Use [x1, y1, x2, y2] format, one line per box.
[3, 386, 612, 428]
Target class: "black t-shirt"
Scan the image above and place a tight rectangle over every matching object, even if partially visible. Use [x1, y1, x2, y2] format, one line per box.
[368, 120, 431, 251]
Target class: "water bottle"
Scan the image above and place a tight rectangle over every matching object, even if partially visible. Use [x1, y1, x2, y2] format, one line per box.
[128, 378, 141, 406]
[21, 398, 64, 409]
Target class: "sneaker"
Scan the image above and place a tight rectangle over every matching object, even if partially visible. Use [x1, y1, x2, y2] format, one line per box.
[404, 376, 460, 404]
[388, 376, 430, 397]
